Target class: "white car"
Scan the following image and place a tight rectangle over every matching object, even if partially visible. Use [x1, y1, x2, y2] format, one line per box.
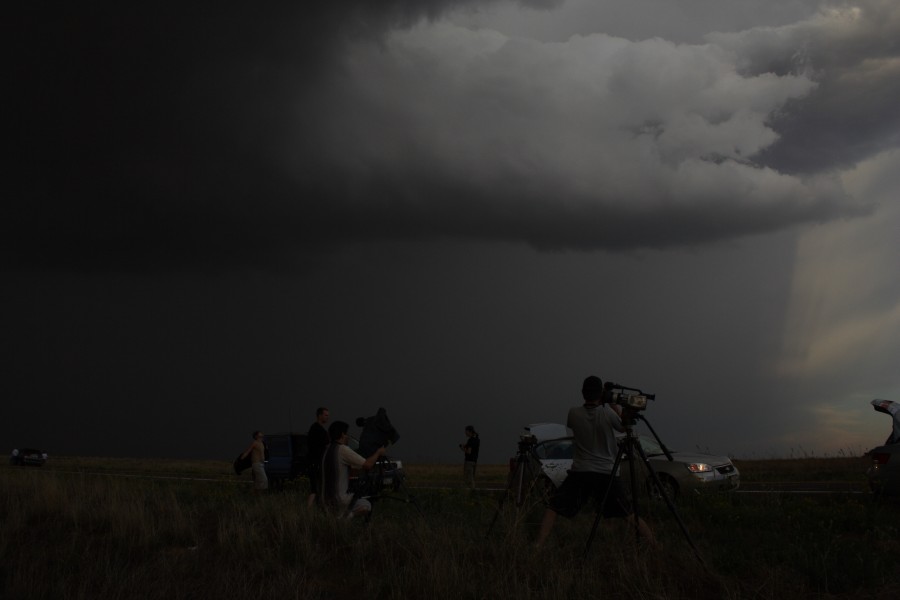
[513, 423, 739, 500]
[866, 399, 900, 496]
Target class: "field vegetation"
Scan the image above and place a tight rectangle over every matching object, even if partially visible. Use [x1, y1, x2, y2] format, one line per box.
[1, 456, 898, 599]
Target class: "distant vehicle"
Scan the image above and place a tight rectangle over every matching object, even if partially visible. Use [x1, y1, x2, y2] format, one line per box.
[9, 448, 47, 467]
[511, 423, 739, 501]
[866, 399, 900, 496]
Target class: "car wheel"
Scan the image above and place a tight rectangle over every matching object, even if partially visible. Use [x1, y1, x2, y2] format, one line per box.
[648, 475, 678, 501]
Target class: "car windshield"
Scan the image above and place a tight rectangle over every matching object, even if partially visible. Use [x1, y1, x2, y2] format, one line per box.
[637, 436, 666, 456]
[534, 439, 573, 460]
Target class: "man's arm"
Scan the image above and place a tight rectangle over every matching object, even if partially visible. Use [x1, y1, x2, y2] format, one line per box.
[362, 446, 387, 469]
[240, 441, 256, 460]
[339, 444, 385, 471]
[607, 404, 625, 432]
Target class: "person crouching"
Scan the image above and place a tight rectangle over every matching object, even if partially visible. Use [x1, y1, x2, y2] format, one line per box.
[320, 420, 387, 518]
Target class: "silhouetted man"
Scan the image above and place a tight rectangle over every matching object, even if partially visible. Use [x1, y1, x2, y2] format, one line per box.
[307, 407, 330, 507]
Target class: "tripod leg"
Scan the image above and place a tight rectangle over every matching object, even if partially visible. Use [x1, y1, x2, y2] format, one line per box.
[395, 475, 425, 518]
[626, 436, 643, 546]
[583, 443, 628, 557]
[486, 457, 520, 537]
[632, 441, 706, 566]
[514, 457, 529, 507]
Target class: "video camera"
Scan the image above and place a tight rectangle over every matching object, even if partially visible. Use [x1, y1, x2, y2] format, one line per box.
[602, 381, 655, 411]
[352, 407, 404, 495]
[355, 407, 400, 456]
[517, 433, 537, 453]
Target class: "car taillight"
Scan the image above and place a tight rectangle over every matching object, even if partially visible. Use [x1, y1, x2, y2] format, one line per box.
[509, 458, 516, 471]
[872, 452, 891, 466]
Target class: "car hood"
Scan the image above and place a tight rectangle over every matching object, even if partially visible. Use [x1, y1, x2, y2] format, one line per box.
[646, 450, 732, 467]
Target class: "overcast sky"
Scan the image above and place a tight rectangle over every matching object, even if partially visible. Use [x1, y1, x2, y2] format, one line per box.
[5, 0, 900, 464]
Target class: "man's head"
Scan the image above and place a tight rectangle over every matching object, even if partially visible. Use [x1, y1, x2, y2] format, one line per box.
[316, 407, 330, 424]
[582, 376, 604, 403]
[465, 425, 476, 437]
[252, 430, 264, 440]
[328, 420, 350, 443]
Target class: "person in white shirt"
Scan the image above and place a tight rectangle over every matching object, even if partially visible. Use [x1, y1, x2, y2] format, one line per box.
[320, 420, 386, 517]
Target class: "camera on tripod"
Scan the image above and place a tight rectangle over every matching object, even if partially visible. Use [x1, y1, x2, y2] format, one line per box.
[352, 408, 404, 494]
[518, 433, 537, 452]
[602, 381, 655, 411]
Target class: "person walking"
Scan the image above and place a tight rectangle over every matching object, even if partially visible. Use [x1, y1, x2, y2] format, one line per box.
[240, 430, 268, 493]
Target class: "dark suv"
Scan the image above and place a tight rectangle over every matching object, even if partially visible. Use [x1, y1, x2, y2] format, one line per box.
[264, 433, 311, 488]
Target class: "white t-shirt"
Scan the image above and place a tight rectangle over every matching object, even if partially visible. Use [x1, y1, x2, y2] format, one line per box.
[335, 444, 366, 506]
[567, 403, 624, 475]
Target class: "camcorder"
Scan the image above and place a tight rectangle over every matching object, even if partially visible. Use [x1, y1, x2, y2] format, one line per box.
[352, 407, 404, 495]
[356, 407, 399, 456]
[602, 381, 655, 411]
[517, 433, 537, 453]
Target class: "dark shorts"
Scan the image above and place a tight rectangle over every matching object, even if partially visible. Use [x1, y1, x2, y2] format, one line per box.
[549, 471, 631, 519]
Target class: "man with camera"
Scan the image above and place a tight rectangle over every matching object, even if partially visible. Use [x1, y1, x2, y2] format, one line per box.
[535, 376, 655, 547]
[459, 425, 480, 489]
[320, 420, 387, 518]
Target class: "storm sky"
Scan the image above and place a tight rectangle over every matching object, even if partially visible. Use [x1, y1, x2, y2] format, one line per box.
[5, 0, 900, 463]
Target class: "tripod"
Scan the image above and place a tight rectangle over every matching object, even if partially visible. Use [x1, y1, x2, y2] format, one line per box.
[486, 438, 543, 537]
[584, 409, 705, 565]
[344, 458, 424, 523]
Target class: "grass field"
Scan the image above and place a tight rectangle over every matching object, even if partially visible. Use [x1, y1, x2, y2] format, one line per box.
[2, 456, 898, 599]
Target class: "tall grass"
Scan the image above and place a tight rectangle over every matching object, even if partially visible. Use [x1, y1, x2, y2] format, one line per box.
[2, 459, 898, 599]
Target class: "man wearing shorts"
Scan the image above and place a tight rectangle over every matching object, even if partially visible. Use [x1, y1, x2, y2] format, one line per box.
[241, 430, 268, 492]
[535, 376, 655, 546]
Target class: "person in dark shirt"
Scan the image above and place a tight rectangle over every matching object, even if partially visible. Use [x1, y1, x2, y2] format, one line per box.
[306, 407, 330, 507]
[459, 425, 480, 489]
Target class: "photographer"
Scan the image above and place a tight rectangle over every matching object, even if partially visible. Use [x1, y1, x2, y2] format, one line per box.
[320, 420, 386, 518]
[459, 425, 480, 489]
[535, 376, 656, 547]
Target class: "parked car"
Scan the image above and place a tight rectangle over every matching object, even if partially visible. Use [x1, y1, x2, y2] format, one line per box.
[263, 433, 312, 488]
[866, 399, 900, 496]
[512, 423, 739, 501]
[9, 448, 47, 467]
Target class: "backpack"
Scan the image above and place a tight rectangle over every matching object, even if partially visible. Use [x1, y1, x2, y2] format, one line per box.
[233, 453, 252, 475]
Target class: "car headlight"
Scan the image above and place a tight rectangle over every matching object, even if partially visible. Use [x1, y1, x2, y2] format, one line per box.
[686, 463, 712, 473]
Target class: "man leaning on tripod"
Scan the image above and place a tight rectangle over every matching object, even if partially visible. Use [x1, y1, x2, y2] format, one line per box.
[535, 376, 656, 547]
[320, 420, 387, 518]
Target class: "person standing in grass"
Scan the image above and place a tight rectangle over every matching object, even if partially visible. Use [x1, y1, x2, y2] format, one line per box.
[535, 376, 656, 547]
[459, 425, 480, 489]
[306, 406, 330, 507]
[240, 431, 268, 493]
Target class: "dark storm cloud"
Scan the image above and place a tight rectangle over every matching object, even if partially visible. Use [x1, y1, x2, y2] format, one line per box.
[6, 0, 516, 270]
[6, 1, 896, 271]
[710, 0, 900, 173]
